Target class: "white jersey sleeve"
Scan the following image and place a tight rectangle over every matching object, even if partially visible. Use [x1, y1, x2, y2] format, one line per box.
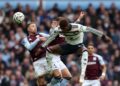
[21, 37, 40, 51]
[42, 29, 60, 47]
[70, 23, 87, 32]
[95, 54, 105, 65]
[50, 26, 59, 34]
[71, 23, 104, 37]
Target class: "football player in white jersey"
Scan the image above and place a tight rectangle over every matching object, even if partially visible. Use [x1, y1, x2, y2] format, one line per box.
[42, 14, 111, 85]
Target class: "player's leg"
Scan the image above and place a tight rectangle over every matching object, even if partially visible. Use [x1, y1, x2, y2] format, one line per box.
[46, 44, 64, 75]
[49, 69, 62, 86]
[48, 60, 62, 86]
[37, 76, 47, 86]
[61, 68, 72, 80]
[77, 46, 88, 83]
[47, 43, 78, 55]
[58, 61, 72, 85]
[47, 44, 63, 55]
[46, 43, 74, 76]
[61, 68, 72, 86]
[33, 58, 48, 86]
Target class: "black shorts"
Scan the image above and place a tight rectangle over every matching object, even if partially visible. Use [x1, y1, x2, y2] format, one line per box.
[59, 43, 85, 55]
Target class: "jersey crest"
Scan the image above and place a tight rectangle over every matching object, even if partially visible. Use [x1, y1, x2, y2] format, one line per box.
[93, 57, 97, 61]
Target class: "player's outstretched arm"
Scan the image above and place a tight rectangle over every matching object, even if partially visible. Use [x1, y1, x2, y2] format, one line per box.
[84, 27, 112, 43]
[75, 11, 85, 23]
[21, 37, 40, 51]
[42, 30, 59, 48]
[75, 24, 112, 43]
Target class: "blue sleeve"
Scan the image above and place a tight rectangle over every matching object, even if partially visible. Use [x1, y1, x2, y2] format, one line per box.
[21, 37, 40, 51]
[39, 33, 50, 38]
[97, 55, 105, 65]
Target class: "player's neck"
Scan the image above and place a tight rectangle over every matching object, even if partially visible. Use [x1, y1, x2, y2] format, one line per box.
[29, 32, 36, 36]
[89, 53, 93, 56]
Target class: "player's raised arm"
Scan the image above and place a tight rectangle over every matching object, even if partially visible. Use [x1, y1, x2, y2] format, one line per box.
[42, 29, 60, 48]
[41, 19, 61, 48]
[21, 37, 40, 51]
[71, 23, 112, 43]
[71, 23, 104, 37]
[74, 11, 85, 23]
[80, 25, 112, 43]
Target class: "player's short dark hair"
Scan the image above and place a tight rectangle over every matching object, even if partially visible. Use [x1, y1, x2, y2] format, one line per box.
[52, 17, 64, 22]
[87, 42, 94, 47]
[59, 18, 69, 29]
[27, 22, 35, 28]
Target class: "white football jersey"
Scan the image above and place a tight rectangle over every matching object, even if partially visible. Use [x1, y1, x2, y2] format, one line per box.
[60, 23, 87, 45]
[42, 23, 103, 47]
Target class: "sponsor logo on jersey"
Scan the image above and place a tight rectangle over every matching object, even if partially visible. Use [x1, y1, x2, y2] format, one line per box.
[87, 62, 96, 65]
[63, 31, 79, 36]
[93, 57, 97, 61]
[29, 38, 32, 41]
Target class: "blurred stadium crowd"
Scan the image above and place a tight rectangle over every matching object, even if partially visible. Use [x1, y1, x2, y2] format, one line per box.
[0, 1, 120, 86]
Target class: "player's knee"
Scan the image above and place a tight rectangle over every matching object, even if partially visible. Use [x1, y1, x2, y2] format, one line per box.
[62, 72, 72, 80]
[37, 76, 47, 86]
[64, 76, 72, 80]
[53, 70, 62, 78]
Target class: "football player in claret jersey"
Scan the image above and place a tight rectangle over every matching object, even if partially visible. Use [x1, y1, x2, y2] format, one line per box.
[82, 43, 107, 86]
[21, 22, 65, 86]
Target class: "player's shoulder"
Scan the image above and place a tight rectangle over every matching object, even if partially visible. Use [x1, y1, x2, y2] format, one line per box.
[38, 32, 50, 37]
[93, 53, 103, 59]
[70, 23, 82, 29]
[70, 23, 82, 26]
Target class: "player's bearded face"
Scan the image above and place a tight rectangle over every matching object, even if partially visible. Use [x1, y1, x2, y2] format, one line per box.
[28, 23, 37, 34]
[88, 46, 95, 55]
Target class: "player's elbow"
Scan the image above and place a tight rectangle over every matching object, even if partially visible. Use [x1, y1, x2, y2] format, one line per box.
[25, 45, 33, 51]
[102, 65, 107, 70]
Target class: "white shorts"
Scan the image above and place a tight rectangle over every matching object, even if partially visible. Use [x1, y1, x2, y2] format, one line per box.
[33, 57, 58, 78]
[82, 79, 101, 86]
[33, 56, 67, 78]
[48, 52, 67, 70]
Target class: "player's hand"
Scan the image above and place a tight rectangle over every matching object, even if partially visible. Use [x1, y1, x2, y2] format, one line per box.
[75, 11, 85, 23]
[79, 74, 84, 86]
[101, 35, 112, 43]
[39, 37, 46, 42]
[79, 11, 85, 19]
[79, 81, 83, 86]
[36, 35, 46, 42]
[99, 75, 106, 81]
